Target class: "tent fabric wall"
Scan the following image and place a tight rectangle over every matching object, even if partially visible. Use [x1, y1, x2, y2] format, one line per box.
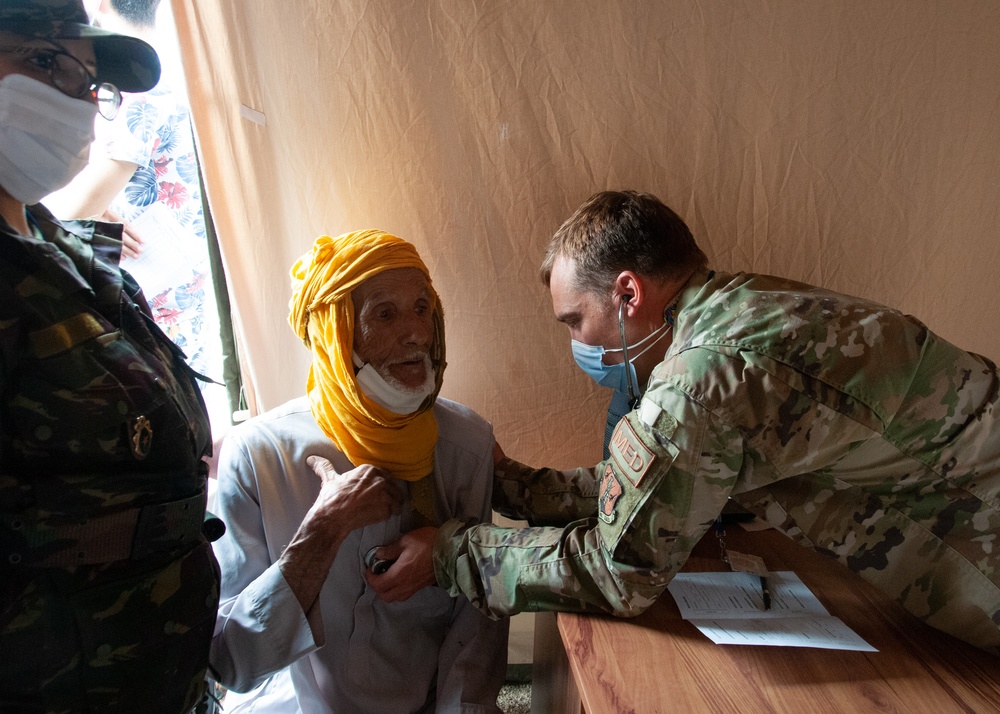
[171, 0, 1000, 469]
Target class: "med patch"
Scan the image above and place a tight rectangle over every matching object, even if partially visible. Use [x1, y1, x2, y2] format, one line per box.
[609, 417, 656, 486]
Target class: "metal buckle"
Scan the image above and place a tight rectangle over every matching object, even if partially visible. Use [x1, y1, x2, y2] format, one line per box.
[132, 491, 206, 559]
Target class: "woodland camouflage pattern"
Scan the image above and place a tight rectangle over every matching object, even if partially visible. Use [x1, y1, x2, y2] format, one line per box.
[435, 268, 1000, 655]
[1, 205, 220, 712]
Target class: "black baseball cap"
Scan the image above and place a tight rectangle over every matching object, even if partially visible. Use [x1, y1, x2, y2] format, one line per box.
[0, 0, 161, 92]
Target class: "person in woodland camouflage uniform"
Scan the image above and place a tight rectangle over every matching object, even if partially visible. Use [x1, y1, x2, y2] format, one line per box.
[372, 189, 1000, 656]
[0, 1, 221, 711]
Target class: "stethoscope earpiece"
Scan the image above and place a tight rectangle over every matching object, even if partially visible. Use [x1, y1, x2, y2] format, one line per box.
[618, 299, 639, 407]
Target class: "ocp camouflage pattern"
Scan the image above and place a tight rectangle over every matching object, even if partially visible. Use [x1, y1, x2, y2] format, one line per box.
[435, 268, 1000, 655]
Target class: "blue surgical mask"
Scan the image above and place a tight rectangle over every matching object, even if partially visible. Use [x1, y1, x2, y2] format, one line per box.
[571, 320, 672, 392]
[571, 339, 635, 393]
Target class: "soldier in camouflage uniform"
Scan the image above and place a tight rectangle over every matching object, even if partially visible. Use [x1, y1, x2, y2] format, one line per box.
[376, 189, 1000, 656]
[0, 2, 221, 711]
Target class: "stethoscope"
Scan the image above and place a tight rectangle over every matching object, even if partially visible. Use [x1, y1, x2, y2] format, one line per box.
[618, 294, 679, 409]
[615, 272, 707, 409]
[618, 296, 641, 409]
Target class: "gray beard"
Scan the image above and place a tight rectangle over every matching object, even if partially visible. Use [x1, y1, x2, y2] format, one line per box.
[378, 353, 436, 398]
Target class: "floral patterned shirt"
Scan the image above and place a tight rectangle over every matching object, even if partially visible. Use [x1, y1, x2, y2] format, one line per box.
[95, 78, 214, 376]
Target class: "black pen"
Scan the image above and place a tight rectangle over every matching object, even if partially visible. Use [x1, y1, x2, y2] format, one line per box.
[760, 575, 771, 610]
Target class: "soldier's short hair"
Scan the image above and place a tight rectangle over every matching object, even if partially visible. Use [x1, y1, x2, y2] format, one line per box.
[110, 0, 161, 28]
[540, 190, 708, 295]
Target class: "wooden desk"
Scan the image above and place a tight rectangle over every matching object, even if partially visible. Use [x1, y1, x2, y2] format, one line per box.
[533, 526, 1000, 714]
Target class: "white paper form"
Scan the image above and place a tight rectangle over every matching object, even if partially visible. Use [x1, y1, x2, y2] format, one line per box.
[667, 571, 877, 651]
[119, 202, 206, 300]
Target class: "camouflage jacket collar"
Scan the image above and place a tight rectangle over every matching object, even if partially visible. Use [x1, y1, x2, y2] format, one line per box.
[3, 204, 127, 309]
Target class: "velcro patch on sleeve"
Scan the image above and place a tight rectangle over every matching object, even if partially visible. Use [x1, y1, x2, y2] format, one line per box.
[598, 464, 623, 524]
[609, 418, 656, 487]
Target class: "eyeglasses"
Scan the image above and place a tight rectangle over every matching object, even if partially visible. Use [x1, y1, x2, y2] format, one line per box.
[0, 42, 122, 120]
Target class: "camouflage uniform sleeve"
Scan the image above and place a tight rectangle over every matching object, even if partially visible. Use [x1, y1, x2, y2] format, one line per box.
[434, 385, 745, 619]
[492, 456, 600, 524]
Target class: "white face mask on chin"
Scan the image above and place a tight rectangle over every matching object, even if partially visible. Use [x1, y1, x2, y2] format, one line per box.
[353, 351, 436, 414]
[0, 74, 98, 206]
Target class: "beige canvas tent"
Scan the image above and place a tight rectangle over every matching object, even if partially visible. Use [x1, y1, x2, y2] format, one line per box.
[172, 0, 1000, 468]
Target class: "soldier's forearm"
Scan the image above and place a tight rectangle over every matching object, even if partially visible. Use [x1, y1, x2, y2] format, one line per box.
[433, 517, 668, 619]
[492, 457, 601, 525]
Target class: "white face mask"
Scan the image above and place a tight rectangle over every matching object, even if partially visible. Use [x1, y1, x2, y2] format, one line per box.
[352, 351, 436, 414]
[0, 74, 98, 206]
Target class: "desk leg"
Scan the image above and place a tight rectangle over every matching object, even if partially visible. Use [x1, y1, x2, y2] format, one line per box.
[531, 611, 583, 714]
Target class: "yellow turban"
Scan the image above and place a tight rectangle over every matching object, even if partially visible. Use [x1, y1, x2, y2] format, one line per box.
[288, 229, 446, 480]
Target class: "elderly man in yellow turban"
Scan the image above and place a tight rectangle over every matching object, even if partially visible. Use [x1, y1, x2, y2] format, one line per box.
[208, 230, 509, 713]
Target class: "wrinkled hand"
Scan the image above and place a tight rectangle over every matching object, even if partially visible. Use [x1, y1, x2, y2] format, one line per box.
[365, 526, 438, 602]
[306, 455, 403, 534]
[279, 456, 401, 632]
